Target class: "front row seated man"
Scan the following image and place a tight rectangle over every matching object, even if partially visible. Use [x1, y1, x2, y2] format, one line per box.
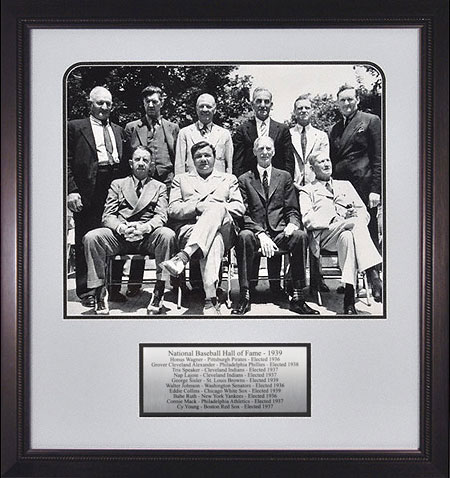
[299, 155, 382, 314]
[83, 146, 176, 315]
[232, 136, 319, 316]
[160, 141, 245, 315]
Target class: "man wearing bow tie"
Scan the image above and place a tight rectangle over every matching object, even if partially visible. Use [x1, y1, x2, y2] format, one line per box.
[83, 146, 176, 315]
[67, 86, 127, 308]
[232, 87, 294, 179]
[175, 93, 233, 174]
[232, 136, 318, 316]
[329, 85, 382, 253]
[299, 155, 382, 314]
[123, 86, 180, 298]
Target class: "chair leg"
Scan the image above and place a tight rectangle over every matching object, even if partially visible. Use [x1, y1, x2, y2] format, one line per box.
[226, 252, 232, 307]
[177, 284, 182, 309]
[363, 272, 372, 306]
[317, 290, 323, 307]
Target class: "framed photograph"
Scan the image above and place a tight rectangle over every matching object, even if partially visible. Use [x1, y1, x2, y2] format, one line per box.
[2, 1, 448, 477]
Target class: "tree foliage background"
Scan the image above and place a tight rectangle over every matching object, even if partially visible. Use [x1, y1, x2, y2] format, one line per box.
[67, 64, 382, 133]
[67, 65, 253, 131]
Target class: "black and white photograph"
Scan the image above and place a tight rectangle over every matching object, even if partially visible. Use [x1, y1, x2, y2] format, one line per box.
[65, 63, 385, 318]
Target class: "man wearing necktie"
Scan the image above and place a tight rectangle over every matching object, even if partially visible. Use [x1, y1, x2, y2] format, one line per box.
[329, 85, 382, 253]
[83, 146, 176, 315]
[67, 86, 127, 308]
[299, 155, 383, 314]
[175, 93, 233, 174]
[289, 94, 330, 189]
[124, 86, 180, 298]
[232, 87, 295, 179]
[232, 136, 319, 316]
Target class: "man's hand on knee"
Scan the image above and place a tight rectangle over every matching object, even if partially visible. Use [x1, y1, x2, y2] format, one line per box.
[258, 232, 278, 258]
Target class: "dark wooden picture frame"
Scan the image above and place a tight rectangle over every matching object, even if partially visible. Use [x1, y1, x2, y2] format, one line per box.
[1, 1, 448, 476]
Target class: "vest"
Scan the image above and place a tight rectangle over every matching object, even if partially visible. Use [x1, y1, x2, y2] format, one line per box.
[148, 125, 172, 180]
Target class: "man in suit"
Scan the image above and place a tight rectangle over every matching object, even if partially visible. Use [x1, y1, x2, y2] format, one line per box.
[290, 94, 331, 294]
[83, 146, 176, 315]
[299, 155, 382, 314]
[232, 136, 319, 316]
[329, 85, 382, 251]
[161, 141, 245, 315]
[233, 87, 294, 179]
[67, 86, 127, 307]
[290, 94, 330, 189]
[175, 93, 233, 174]
[124, 86, 179, 297]
[174, 93, 234, 292]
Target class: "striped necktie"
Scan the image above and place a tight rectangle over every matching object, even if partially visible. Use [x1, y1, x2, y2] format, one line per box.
[136, 180, 143, 198]
[260, 121, 268, 137]
[102, 121, 115, 165]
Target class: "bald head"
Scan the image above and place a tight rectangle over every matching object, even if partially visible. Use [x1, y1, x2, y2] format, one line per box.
[88, 86, 112, 122]
[196, 93, 216, 125]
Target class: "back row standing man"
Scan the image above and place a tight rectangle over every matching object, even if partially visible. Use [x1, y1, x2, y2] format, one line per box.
[123, 86, 179, 298]
[67, 86, 127, 307]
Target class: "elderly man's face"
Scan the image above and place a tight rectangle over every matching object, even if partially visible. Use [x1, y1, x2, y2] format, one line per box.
[337, 88, 359, 118]
[129, 149, 153, 180]
[90, 89, 112, 122]
[143, 93, 163, 119]
[193, 145, 215, 178]
[312, 156, 332, 181]
[254, 138, 275, 169]
[196, 95, 216, 125]
[252, 90, 272, 122]
[294, 99, 313, 126]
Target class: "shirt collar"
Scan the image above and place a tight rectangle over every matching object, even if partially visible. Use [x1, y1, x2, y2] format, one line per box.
[145, 115, 161, 127]
[197, 121, 213, 132]
[132, 175, 150, 187]
[255, 117, 270, 127]
[257, 164, 272, 179]
[90, 115, 108, 126]
[343, 111, 357, 124]
[296, 123, 311, 132]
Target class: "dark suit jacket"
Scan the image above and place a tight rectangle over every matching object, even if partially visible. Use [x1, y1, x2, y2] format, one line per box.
[102, 175, 168, 233]
[67, 118, 126, 209]
[124, 116, 179, 164]
[238, 167, 301, 236]
[329, 110, 381, 203]
[232, 118, 295, 179]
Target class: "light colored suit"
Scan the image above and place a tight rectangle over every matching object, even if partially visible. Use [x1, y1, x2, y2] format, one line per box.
[174, 122, 233, 175]
[299, 178, 381, 286]
[290, 123, 329, 188]
[168, 171, 245, 296]
[83, 176, 176, 289]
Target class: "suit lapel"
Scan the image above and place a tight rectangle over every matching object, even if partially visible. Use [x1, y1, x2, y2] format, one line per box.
[133, 179, 159, 216]
[250, 170, 266, 203]
[268, 169, 281, 201]
[111, 123, 123, 158]
[305, 127, 317, 159]
[291, 128, 304, 162]
[247, 119, 258, 142]
[80, 119, 97, 154]
[161, 118, 175, 159]
[339, 111, 362, 152]
[122, 176, 139, 210]
[268, 119, 279, 141]
[136, 118, 148, 147]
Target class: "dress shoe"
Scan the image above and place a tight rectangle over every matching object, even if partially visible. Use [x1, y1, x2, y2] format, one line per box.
[109, 290, 127, 302]
[344, 304, 358, 315]
[126, 286, 141, 298]
[270, 286, 290, 303]
[94, 287, 109, 315]
[370, 277, 383, 303]
[318, 281, 330, 292]
[289, 299, 320, 315]
[147, 291, 164, 315]
[81, 295, 95, 308]
[216, 287, 229, 307]
[231, 296, 251, 315]
[203, 302, 222, 316]
[336, 285, 345, 294]
[160, 253, 187, 277]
